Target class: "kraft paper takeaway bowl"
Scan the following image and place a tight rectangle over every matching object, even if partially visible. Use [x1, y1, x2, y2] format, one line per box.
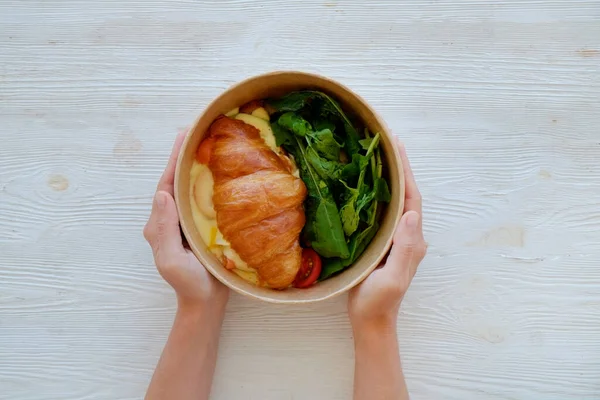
[174, 71, 404, 303]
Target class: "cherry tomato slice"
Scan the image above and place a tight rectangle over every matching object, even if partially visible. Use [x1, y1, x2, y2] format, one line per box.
[294, 248, 322, 288]
[239, 100, 264, 114]
[223, 256, 236, 270]
[196, 137, 214, 164]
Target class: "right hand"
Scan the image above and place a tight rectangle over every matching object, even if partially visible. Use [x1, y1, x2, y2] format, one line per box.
[143, 131, 229, 313]
[348, 139, 427, 331]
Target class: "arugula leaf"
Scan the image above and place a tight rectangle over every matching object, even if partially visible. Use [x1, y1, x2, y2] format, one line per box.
[374, 178, 391, 202]
[315, 93, 361, 156]
[276, 112, 344, 180]
[370, 143, 390, 202]
[272, 121, 294, 146]
[339, 185, 359, 238]
[319, 222, 380, 280]
[339, 133, 380, 236]
[311, 200, 349, 258]
[268, 91, 316, 113]
[358, 137, 374, 150]
[360, 140, 385, 226]
[341, 153, 370, 184]
[375, 141, 383, 178]
[340, 183, 375, 237]
[368, 130, 378, 183]
[308, 129, 342, 161]
[278, 112, 341, 162]
[269, 90, 361, 156]
[292, 136, 349, 259]
[306, 147, 343, 182]
[320, 257, 345, 280]
[278, 112, 312, 137]
[357, 190, 376, 213]
[347, 222, 379, 264]
[313, 118, 336, 133]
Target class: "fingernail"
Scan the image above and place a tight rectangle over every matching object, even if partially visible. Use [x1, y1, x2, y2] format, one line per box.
[404, 211, 420, 229]
[155, 192, 166, 210]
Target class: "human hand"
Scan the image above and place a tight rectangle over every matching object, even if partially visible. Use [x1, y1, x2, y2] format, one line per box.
[144, 132, 229, 313]
[348, 139, 427, 331]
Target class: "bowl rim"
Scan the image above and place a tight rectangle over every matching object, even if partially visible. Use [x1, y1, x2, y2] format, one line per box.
[174, 70, 404, 304]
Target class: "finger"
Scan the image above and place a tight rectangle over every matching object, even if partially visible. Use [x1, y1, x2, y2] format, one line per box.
[157, 130, 188, 195]
[151, 190, 185, 266]
[396, 138, 422, 216]
[387, 211, 426, 280]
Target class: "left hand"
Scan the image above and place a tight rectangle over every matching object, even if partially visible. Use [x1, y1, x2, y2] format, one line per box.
[143, 132, 229, 311]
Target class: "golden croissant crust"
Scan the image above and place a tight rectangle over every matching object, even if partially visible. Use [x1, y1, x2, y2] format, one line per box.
[208, 116, 307, 288]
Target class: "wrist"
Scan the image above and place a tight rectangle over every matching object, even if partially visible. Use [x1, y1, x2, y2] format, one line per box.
[353, 320, 398, 356]
[351, 314, 398, 338]
[176, 296, 227, 323]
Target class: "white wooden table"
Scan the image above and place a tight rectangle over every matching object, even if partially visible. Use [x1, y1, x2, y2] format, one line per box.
[1, 1, 599, 399]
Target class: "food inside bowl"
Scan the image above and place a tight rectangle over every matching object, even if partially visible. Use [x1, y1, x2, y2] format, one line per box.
[189, 91, 391, 289]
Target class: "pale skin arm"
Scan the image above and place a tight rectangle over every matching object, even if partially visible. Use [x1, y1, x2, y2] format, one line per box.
[143, 132, 229, 400]
[349, 140, 427, 400]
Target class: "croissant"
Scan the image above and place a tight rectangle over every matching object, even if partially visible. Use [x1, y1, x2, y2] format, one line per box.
[207, 116, 307, 288]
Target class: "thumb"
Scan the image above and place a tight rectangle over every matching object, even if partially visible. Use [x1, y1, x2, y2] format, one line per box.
[153, 190, 184, 262]
[387, 211, 424, 278]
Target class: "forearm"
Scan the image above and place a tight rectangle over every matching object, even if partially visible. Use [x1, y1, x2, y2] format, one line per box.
[145, 300, 226, 400]
[353, 321, 408, 400]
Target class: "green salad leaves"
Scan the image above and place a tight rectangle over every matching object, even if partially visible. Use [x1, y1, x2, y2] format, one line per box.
[268, 91, 391, 280]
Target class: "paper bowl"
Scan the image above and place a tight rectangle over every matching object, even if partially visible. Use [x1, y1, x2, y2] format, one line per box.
[175, 71, 404, 304]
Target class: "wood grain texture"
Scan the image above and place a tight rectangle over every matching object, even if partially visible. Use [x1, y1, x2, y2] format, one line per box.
[1, 0, 599, 399]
